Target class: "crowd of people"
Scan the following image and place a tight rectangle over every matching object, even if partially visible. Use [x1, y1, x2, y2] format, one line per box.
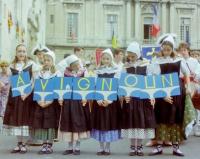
[0, 33, 200, 157]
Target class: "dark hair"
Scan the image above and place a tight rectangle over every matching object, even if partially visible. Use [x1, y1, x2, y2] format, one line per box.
[74, 47, 84, 53]
[113, 48, 124, 56]
[161, 41, 177, 58]
[64, 54, 70, 59]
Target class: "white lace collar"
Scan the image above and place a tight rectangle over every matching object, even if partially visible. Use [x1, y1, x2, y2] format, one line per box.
[38, 70, 57, 79]
[10, 60, 34, 71]
[95, 66, 119, 74]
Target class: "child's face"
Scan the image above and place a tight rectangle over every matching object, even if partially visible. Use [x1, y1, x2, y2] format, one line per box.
[179, 47, 189, 58]
[16, 45, 27, 62]
[0, 66, 8, 73]
[194, 54, 199, 59]
[162, 44, 173, 57]
[101, 54, 112, 66]
[70, 61, 81, 72]
[36, 51, 44, 64]
[127, 52, 137, 63]
[43, 55, 53, 69]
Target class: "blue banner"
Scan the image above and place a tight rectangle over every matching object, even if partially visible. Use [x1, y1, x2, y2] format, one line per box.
[72, 77, 96, 100]
[142, 46, 161, 60]
[95, 78, 118, 101]
[118, 72, 180, 99]
[118, 73, 144, 97]
[33, 78, 55, 101]
[11, 73, 181, 100]
[10, 71, 32, 97]
[54, 77, 73, 100]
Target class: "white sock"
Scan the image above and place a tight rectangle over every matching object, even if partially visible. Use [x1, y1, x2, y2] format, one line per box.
[68, 141, 73, 150]
[75, 141, 80, 150]
[105, 142, 110, 152]
[130, 139, 136, 152]
[99, 142, 104, 152]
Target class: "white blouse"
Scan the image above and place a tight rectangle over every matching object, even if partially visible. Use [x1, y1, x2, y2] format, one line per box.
[182, 57, 200, 81]
[148, 56, 189, 76]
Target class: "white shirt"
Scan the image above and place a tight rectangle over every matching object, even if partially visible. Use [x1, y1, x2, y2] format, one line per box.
[114, 61, 124, 72]
[10, 60, 39, 73]
[183, 57, 200, 81]
[148, 56, 189, 76]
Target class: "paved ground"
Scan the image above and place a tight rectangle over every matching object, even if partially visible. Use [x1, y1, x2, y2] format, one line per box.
[0, 118, 200, 159]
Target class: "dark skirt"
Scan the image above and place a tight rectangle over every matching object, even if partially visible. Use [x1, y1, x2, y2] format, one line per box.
[121, 98, 156, 129]
[59, 100, 91, 132]
[3, 90, 34, 126]
[91, 100, 121, 131]
[31, 101, 60, 129]
[154, 80, 186, 124]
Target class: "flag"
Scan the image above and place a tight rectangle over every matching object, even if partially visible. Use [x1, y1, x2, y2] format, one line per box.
[111, 30, 118, 48]
[151, 4, 160, 37]
[16, 21, 20, 38]
[95, 48, 103, 66]
[21, 28, 25, 43]
[8, 11, 13, 33]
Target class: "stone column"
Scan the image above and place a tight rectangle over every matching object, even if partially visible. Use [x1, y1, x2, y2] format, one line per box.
[126, 0, 132, 43]
[135, 0, 141, 42]
[161, 2, 167, 34]
[169, 1, 175, 33]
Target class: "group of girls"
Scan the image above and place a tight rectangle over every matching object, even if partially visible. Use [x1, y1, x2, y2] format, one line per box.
[1, 33, 200, 157]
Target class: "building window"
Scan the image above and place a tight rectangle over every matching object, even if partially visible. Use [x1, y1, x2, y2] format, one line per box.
[106, 14, 118, 40]
[180, 18, 191, 44]
[143, 17, 153, 43]
[67, 13, 78, 41]
[50, 15, 54, 24]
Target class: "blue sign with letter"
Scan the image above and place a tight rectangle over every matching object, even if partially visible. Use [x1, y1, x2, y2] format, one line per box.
[72, 77, 96, 100]
[54, 77, 73, 100]
[33, 78, 55, 101]
[142, 46, 161, 60]
[10, 71, 32, 97]
[95, 78, 118, 101]
[118, 72, 180, 99]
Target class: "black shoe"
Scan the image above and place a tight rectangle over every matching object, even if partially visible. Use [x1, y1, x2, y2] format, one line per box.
[62, 150, 73, 155]
[129, 151, 136, 156]
[20, 149, 27, 154]
[38, 150, 46, 155]
[173, 151, 184, 157]
[104, 151, 111, 156]
[11, 149, 21, 153]
[46, 149, 53, 154]
[11, 142, 22, 153]
[19, 144, 27, 154]
[172, 144, 184, 157]
[97, 151, 104, 155]
[73, 150, 80, 155]
[46, 143, 53, 154]
[136, 145, 144, 156]
[38, 143, 47, 155]
[137, 151, 144, 156]
[129, 145, 136, 156]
